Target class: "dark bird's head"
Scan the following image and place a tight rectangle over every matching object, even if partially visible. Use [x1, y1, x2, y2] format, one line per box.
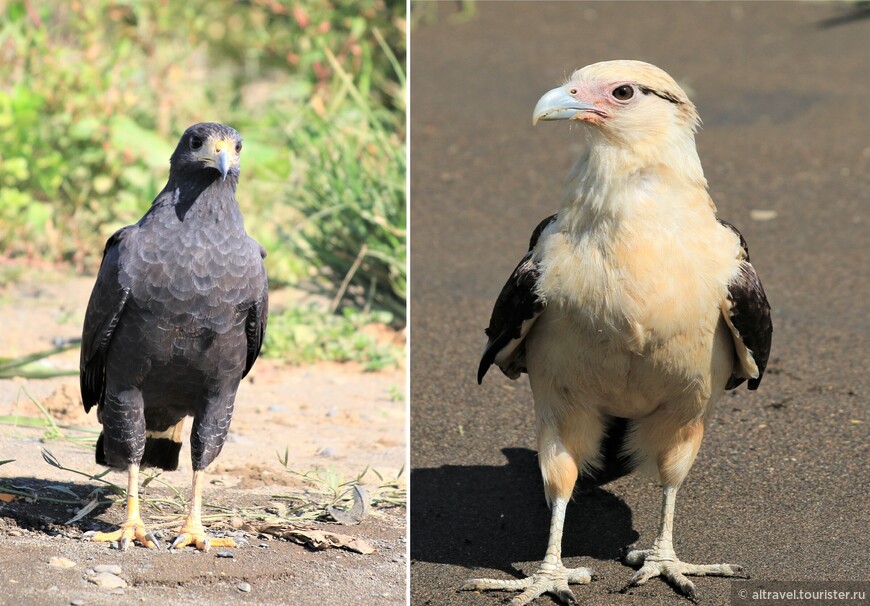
[169, 122, 243, 182]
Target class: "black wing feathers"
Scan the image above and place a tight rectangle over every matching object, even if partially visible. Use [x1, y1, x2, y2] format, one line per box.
[725, 261, 772, 390]
[719, 219, 772, 390]
[80, 229, 131, 412]
[478, 214, 556, 384]
[242, 296, 268, 379]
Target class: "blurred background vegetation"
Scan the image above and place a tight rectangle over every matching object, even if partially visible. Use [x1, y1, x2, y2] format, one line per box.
[0, 0, 406, 366]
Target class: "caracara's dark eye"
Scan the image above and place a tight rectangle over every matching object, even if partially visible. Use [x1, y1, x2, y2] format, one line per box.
[612, 85, 634, 101]
[235, 141, 242, 153]
[189, 136, 203, 151]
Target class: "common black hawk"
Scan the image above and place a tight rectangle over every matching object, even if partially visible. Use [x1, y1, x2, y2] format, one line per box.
[80, 122, 268, 551]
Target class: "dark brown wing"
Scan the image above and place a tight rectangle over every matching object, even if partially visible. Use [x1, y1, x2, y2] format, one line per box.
[719, 220, 773, 390]
[80, 228, 132, 412]
[478, 214, 556, 384]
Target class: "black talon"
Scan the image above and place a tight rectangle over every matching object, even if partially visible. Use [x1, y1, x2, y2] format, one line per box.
[555, 588, 578, 605]
[145, 532, 161, 550]
[119, 537, 131, 551]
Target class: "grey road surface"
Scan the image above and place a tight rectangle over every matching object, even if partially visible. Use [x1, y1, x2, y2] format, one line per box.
[410, 2, 869, 605]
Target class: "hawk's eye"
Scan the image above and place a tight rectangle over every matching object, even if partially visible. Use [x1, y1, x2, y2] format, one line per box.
[612, 85, 634, 101]
[235, 142, 242, 153]
[189, 136, 203, 151]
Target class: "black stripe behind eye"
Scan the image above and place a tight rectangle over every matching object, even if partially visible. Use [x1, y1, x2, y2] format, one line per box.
[638, 85, 682, 105]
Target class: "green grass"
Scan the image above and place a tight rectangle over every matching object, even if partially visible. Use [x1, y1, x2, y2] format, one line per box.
[0, 386, 99, 448]
[0, 342, 80, 380]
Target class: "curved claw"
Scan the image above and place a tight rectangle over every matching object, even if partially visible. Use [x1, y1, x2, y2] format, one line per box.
[170, 534, 189, 550]
[145, 533, 162, 550]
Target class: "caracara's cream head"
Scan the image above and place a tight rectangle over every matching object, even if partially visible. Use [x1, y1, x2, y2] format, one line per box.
[534, 60, 700, 148]
[534, 60, 704, 181]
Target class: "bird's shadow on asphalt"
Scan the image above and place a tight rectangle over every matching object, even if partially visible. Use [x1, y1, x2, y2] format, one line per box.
[411, 447, 638, 576]
[0, 477, 114, 534]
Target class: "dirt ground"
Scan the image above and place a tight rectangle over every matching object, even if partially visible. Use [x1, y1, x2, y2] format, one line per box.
[0, 268, 407, 605]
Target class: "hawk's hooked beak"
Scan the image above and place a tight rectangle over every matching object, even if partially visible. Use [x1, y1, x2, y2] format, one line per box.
[197, 138, 237, 180]
[215, 148, 231, 181]
[533, 86, 599, 125]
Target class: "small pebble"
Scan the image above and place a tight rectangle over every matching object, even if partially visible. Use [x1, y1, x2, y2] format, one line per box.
[49, 557, 76, 569]
[258, 543, 269, 549]
[112, 589, 125, 595]
[268, 404, 289, 413]
[750, 209, 778, 221]
[238, 582, 251, 593]
[215, 551, 234, 558]
[318, 447, 336, 458]
[93, 564, 122, 575]
[70, 600, 85, 606]
[85, 569, 94, 576]
[109, 541, 119, 550]
[88, 571, 127, 589]
[47, 585, 59, 592]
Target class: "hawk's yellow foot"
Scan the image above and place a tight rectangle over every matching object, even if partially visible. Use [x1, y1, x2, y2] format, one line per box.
[170, 520, 236, 552]
[84, 496, 159, 551]
[171, 469, 236, 551]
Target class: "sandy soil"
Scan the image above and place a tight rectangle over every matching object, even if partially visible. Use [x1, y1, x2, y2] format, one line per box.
[0, 268, 407, 605]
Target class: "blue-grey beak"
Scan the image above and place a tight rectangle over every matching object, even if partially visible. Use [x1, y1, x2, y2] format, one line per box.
[216, 148, 231, 181]
[533, 86, 598, 125]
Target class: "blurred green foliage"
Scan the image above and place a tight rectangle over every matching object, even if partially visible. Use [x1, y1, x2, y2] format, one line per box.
[0, 0, 406, 320]
[263, 306, 400, 371]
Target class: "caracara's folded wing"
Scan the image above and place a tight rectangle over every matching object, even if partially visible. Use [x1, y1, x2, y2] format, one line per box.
[719, 220, 773, 390]
[478, 215, 556, 383]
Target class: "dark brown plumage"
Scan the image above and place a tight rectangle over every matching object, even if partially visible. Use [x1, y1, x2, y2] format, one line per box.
[80, 122, 268, 551]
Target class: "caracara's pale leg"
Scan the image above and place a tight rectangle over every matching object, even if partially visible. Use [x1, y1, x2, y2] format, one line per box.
[624, 486, 746, 600]
[84, 463, 159, 550]
[170, 469, 236, 551]
[462, 496, 593, 606]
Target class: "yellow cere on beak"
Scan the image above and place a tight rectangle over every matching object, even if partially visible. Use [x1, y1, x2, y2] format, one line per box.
[198, 138, 238, 181]
[214, 140, 232, 181]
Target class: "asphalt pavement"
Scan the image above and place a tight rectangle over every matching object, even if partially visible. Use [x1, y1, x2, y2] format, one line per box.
[410, 2, 869, 605]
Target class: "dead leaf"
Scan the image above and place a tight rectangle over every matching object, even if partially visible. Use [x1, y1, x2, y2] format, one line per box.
[292, 529, 375, 554]
[327, 485, 371, 525]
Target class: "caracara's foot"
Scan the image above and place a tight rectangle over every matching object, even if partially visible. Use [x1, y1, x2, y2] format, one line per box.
[623, 547, 746, 601]
[170, 521, 236, 552]
[84, 516, 159, 551]
[462, 562, 593, 606]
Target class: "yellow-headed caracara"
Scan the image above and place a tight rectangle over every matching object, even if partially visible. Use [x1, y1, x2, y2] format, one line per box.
[465, 61, 772, 604]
